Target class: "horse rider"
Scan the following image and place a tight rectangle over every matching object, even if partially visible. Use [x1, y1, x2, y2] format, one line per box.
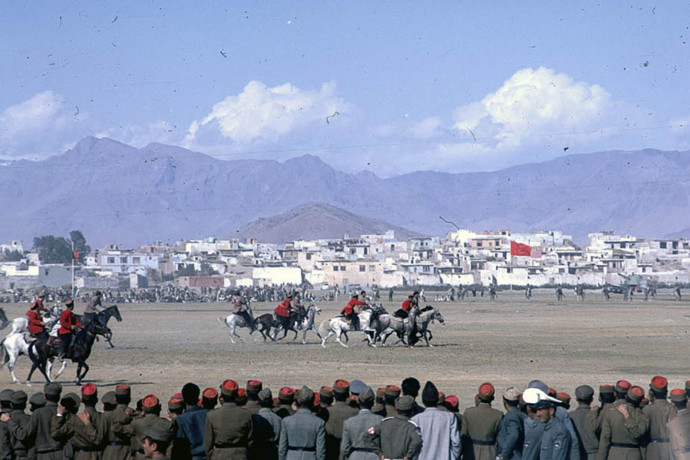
[232, 291, 256, 332]
[26, 301, 48, 339]
[58, 299, 83, 359]
[31, 291, 47, 314]
[340, 292, 368, 330]
[394, 291, 418, 319]
[83, 290, 104, 323]
[275, 293, 294, 332]
[291, 291, 307, 320]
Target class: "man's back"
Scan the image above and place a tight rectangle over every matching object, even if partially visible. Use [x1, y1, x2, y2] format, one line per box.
[462, 404, 503, 460]
[412, 406, 461, 460]
[251, 407, 282, 459]
[278, 408, 326, 460]
[569, 406, 599, 460]
[497, 408, 526, 460]
[173, 405, 208, 459]
[378, 415, 422, 460]
[341, 409, 383, 460]
[667, 410, 690, 460]
[643, 399, 677, 460]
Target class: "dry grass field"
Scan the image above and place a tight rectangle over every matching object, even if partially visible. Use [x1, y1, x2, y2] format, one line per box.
[1, 288, 689, 408]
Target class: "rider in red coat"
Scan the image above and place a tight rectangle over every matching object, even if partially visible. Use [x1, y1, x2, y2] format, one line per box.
[26, 303, 47, 339]
[340, 292, 368, 329]
[58, 299, 83, 358]
[274, 294, 294, 331]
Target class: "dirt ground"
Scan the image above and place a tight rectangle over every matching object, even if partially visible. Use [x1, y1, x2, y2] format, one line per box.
[1, 288, 689, 409]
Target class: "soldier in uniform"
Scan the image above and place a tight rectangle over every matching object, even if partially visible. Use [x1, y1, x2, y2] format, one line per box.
[279, 386, 326, 460]
[592, 385, 616, 438]
[597, 385, 649, 460]
[250, 387, 282, 459]
[341, 387, 383, 459]
[173, 382, 208, 460]
[666, 389, 690, 460]
[6, 382, 65, 459]
[244, 380, 263, 415]
[461, 382, 503, 460]
[325, 380, 357, 460]
[8, 390, 32, 459]
[0, 389, 13, 459]
[201, 388, 218, 411]
[371, 388, 385, 417]
[204, 379, 253, 459]
[374, 395, 422, 460]
[316, 387, 333, 422]
[643, 376, 677, 460]
[26, 301, 49, 339]
[380, 386, 400, 418]
[274, 388, 296, 419]
[141, 418, 175, 460]
[569, 385, 599, 460]
[130, 395, 164, 460]
[497, 387, 526, 460]
[106, 384, 134, 460]
[534, 396, 571, 460]
[412, 381, 461, 460]
[51, 384, 104, 460]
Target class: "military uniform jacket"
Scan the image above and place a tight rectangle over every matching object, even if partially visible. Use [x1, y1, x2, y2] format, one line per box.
[173, 405, 209, 459]
[667, 409, 690, 460]
[50, 410, 101, 460]
[278, 408, 326, 460]
[250, 408, 282, 460]
[340, 409, 383, 460]
[275, 404, 296, 419]
[597, 401, 649, 460]
[643, 399, 677, 460]
[106, 404, 134, 460]
[0, 415, 11, 460]
[569, 406, 599, 460]
[8, 409, 32, 459]
[461, 403, 503, 460]
[592, 403, 614, 438]
[375, 415, 422, 460]
[244, 401, 261, 415]
[8, 401, 63, 456]
[324, 402, 357, 460]
[522, 416, 545, 460]
[497, 408, 526, 460]
[204, 402, 253, 459]
[130, 413, 162, 459]
[540, 417, 571, 460]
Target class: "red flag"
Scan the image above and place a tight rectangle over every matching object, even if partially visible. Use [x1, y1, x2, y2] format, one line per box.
[73, 251, 80, 259]
[510, 241, 531, 257]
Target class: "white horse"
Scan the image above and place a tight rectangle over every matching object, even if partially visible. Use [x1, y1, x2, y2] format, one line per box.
[218, 313, 255, 344]
[296, 305, 322, 344]
[1, 317, 31, 383]
[319, 308, 376, 348]
[378, 306, 444, 347]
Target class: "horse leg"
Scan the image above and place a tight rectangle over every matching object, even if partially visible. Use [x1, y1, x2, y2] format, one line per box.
[228, 325, 237, 344]
[302, 329, 308, 345]
[53, 358, 68, 379]
[8, 356, 21, 384]
[321, 330, 334, 348]
[291, 328, 298, 341]
[335, 330, 349, 348]
[76, 362, 89, 385]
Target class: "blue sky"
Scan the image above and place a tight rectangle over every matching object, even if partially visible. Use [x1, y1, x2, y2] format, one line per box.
[2, 1, 689, 175]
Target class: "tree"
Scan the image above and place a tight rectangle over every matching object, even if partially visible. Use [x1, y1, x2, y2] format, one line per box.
[69, 230, 91, 264]
[33, 230, 91, 264]
[1, 249, 23, 261]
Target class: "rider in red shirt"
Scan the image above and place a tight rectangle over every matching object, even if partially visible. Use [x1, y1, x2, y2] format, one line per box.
[26, 302, 47, 339]
[274, 294, 294, 331]
[58, 299, 83, 358]
[340, 292, 368, 329]
[395, 291, 419, 318]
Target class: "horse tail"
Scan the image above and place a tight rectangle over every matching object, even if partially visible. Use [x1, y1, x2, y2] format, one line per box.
[318, 319, 330, 336]
[0, 338, 7, 367]
[217, 316, 227, 328]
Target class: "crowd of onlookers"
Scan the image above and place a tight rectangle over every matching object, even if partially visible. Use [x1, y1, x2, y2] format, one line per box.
[0, 374, 689, 459]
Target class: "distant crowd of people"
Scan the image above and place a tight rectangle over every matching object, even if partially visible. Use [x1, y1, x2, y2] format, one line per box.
[1, 374, 689, 459]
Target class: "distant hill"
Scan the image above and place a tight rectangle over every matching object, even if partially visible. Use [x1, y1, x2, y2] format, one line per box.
[1, 136, 690, 247]
[234, 202, 422, 243]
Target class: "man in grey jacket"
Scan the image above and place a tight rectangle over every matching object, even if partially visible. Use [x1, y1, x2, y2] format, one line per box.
[411, 381, 461, 460]
[279, 386, 326, 460]
[341, 387, 383, 459]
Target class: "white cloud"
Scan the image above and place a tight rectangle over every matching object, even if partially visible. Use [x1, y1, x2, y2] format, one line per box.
[184, 80, 350, 147]
[453, 67, 612, 148]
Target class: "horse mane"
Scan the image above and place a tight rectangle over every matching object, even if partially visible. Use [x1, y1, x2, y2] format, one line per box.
[419, 305, 434, 313]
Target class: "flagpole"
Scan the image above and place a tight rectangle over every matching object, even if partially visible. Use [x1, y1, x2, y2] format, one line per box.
[71, 240, 75, 300]
[510, 252, 513, 308]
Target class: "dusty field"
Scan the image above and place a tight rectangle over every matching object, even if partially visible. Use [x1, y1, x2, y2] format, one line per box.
[1, 289, 689, 408]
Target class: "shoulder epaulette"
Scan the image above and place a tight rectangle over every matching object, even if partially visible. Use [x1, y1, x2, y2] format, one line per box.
[407, 419, 419, 428]
[381, 416, 395, 422]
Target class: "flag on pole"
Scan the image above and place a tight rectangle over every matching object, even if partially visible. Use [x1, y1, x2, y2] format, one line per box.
[510, 241, 532, 257]
[73, 251, 80, 259]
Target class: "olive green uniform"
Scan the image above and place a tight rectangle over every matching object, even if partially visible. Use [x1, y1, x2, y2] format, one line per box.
[375, 415, 422, 460]
[104, 404, 133, 460]
[461, 403, 503, 460]
[204, 402, 253, 459]
[324, 401, 357, 460]
[667, 410, 690, 460]
[50, 409, 101, 460]
[597, 401, 649, 460]
[643, 399, 677, 460]
[569, 406, 599, 460]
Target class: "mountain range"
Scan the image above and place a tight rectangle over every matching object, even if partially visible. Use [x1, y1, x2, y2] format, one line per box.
[1, 136, 689, 248]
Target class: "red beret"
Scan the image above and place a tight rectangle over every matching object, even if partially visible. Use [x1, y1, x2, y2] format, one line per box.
[377, 387, 386, 396]
[222, 380, 238, 391]
[142, 395, 159, 410]
[279, 387, 295, 403]
[334, 379, 350, 393]
[247, 380, 262, 392]
[548, 388, 557, 398]
[81, 383, 97, 397]
[279, 387, 294, 395]
[628, 386, 645, 402]
[320, 386, 334, 398]
[313, 393, 320, 406]
[670, 388, 687, 402]
[445, 395, 459, 408]
[115, 385, 131, 396]
[172, 392, 183, 400]
[650, 376, 668, 392]
[479, 382, 495, 398]
[202, 388, 218, 399]
[384, 385, 401, 397]
[237, 388, 247, 397]
[615, 380, 631, 392]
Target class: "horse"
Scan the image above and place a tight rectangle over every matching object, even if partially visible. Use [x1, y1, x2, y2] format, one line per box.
[0, 318, 32, 383]
[411, 306, 445, 347]
[372, 305, 420, 346]
[79, 305, 122, 348]
[27, 319, 111, 385]
[319, 308, 377, 348]
[218, 312, 263, 343]
[296, 305, 322, 344]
